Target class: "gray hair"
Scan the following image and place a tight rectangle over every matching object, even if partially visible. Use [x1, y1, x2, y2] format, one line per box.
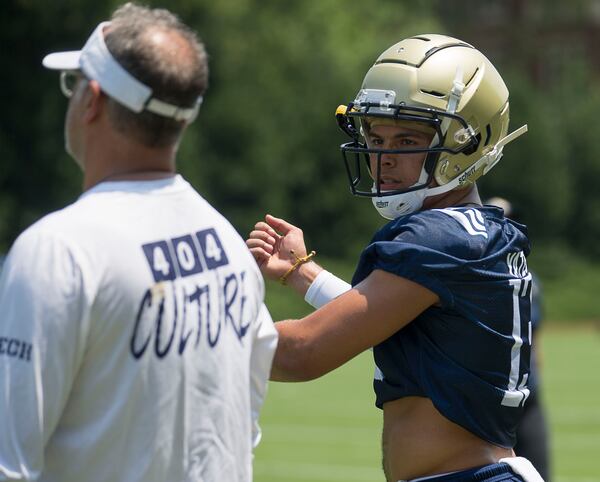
[104, 2, 209, 147]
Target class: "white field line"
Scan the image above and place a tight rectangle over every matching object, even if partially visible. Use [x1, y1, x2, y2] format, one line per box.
[254, 460, 382, 482]
[261, 423, 381, 450]
[256, 461, 600, 482]
[261, 422, 377, 441]
[555, 477, 600, 482]
[550, 410, 600, 424]
[551, 433, 600, 451]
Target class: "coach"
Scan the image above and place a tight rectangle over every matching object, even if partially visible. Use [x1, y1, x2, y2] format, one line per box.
[0, 3, 277, 481]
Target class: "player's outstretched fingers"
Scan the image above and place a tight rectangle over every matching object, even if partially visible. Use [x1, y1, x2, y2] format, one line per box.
[265, 214, 301, 236]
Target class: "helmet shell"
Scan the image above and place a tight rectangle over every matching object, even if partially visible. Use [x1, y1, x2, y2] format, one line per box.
[359, 34, 510, 187]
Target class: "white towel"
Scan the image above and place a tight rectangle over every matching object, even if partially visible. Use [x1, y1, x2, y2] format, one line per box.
[499, 456, 545, 482]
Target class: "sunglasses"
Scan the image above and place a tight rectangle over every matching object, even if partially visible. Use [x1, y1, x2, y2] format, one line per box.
[59, 70, 85, 98]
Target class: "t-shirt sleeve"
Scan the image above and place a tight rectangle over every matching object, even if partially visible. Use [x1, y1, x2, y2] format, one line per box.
[0, 228, 91, 480]
[248, 303, 277, 448]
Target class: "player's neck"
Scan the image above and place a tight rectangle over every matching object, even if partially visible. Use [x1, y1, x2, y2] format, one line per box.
[424, 184, 481, 210]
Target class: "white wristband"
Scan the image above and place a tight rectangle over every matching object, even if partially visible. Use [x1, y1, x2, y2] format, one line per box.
[304, 270, 352, 309]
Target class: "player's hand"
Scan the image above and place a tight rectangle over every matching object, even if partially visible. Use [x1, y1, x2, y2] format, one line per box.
[246, 214, 310, 281]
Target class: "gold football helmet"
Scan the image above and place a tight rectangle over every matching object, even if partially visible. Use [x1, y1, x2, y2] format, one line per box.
[336, 34, 527, 218]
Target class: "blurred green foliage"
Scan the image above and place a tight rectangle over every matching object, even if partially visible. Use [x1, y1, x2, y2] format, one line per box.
[2, 0, 600, 269]
[0, 0, 437, 256]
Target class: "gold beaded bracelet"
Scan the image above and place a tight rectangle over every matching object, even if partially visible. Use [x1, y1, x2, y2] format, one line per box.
[279, 249, 316, 285]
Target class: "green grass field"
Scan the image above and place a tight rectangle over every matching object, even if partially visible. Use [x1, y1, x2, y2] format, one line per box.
[254, 326, 600, 482]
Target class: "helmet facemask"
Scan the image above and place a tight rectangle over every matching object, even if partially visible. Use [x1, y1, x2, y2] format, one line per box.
[338, 94, 479, 201]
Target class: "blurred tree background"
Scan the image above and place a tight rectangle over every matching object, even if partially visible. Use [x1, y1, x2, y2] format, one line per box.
[1, 0, 600, 320]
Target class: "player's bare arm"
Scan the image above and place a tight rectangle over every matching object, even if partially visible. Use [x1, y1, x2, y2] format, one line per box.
[270, 269, 438, 381]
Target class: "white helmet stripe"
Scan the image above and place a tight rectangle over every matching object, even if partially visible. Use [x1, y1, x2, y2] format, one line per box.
[437, 65, 466, 139]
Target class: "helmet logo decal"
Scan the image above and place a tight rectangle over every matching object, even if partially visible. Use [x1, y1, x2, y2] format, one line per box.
[458, 164, 477, 185]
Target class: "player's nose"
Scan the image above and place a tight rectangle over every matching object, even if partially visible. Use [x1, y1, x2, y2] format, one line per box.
[380, 151, 399, 167]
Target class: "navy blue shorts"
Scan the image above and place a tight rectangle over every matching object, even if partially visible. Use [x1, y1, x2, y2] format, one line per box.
[408, 463, 523, 481]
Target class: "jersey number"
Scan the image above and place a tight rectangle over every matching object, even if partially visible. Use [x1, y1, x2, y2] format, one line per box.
[501, 275, 532, 407]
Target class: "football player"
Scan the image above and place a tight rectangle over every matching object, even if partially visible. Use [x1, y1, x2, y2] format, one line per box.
[247, 34, 543, 481]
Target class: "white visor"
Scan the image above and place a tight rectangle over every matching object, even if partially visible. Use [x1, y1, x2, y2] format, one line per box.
[42, 22, 202, 122]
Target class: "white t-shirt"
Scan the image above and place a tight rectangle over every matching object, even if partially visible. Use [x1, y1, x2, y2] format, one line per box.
[0, 175, 277, 482]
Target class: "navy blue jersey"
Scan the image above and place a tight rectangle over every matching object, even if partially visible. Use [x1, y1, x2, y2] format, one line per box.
[352, 206, 531, 448]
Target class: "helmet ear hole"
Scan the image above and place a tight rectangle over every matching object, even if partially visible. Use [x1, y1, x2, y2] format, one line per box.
[462, 132, 481, 156]
[424, 152, 440, 174]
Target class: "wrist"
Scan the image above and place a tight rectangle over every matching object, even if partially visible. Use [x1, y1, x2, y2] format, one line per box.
[285, 260, 324, 296]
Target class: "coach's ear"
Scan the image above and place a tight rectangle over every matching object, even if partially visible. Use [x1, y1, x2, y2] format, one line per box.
[82, 79, 104, 123]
